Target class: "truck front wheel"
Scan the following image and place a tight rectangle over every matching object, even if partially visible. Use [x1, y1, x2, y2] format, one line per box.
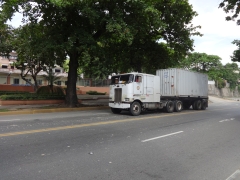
[130, 101, 141, 116]
[166, 101, 174, 113]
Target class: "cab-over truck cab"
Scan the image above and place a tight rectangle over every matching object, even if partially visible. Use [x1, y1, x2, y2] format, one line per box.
[109, 73, 165, 116]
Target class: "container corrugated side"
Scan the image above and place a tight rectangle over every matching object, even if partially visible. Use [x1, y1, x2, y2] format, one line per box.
[156, 68, 208, 97]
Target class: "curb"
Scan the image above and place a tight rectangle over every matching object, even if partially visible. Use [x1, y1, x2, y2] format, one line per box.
[0, 106, 110, 116]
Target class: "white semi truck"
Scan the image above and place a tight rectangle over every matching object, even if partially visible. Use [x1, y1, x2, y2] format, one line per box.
[109, 68, 208, 116]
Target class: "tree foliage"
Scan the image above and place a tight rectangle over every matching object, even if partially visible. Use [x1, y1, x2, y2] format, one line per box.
[42, 69, 61, 86]
[178, 52, 222, 72]
[219, 0, 240, 25]
[222, 63, 240, 89]
[0, 24, 13, 56]
[13, 24, 63, 91]
[231, 40, 240, 62]
[219, 1, 240, 79]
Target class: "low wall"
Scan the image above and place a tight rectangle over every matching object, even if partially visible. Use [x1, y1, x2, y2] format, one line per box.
[0, 84, 34, 92]
[0, 85, 109, 95]
[208, 84, 239, 97]
[77, 86, 109, 95]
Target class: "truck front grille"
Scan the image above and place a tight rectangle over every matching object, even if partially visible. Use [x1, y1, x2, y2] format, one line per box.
[114, 88, 122, 103]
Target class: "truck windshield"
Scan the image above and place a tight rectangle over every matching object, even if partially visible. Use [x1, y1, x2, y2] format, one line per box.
[111, 74, 134, 85]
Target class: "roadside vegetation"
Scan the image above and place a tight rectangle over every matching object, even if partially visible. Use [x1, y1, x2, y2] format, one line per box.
[0, 93, 65, 101]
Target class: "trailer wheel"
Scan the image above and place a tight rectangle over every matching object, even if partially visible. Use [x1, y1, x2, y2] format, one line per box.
[174, 101, 183, 112]
[194, 100, 202, 110]
[166, 101, 174, 113]
[111, 108, 122, 114]
[130, 101, 141, 116]
[201, 100, 207, 110]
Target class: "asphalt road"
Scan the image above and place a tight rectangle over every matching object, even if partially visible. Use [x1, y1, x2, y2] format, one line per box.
[1, 98, 240, 180]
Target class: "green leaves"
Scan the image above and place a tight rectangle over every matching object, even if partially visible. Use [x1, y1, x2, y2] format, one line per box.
[231, 40, 240, 62]
[178, 52, 222, 73]
[219, 0, 240, 25]
[0, 24, 14, 56]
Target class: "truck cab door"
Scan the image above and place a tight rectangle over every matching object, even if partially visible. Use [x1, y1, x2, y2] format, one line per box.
[133, 75, 143, 94]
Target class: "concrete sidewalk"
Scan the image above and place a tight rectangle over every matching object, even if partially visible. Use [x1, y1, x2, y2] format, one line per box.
[0, 96, 109, 115]
[208, 95, 239, 103]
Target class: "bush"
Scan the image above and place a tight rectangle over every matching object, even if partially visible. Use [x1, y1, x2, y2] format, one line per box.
[0, 93, 65, 100]
[0, 91, 29, 96]
[215, 78, 226, 89]
[37, 85, 65, 95]
[86, 91, 106, 95]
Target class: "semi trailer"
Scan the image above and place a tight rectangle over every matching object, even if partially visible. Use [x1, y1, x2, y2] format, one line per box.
[109, 68, 208, 116]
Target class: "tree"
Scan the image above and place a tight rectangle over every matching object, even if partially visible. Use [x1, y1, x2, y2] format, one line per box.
[0, 24, 13, 56]
[12, 24, 63, 91]
[222, 63, 239, 89]
[231, 40, 240, 62]
[178, 52, 222, 72]
[219, 1, 240, 72]
[219, 0, 240, 25]
[42, 69, 61, 86]
[80, 0, 201, 75]
[1, 0, 201, 107]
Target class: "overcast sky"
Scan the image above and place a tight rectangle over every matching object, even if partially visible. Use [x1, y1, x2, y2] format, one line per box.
[7, 0, 240, 65]
[189, 0, 240, 65]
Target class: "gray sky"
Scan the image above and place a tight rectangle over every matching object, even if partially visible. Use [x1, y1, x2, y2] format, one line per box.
[189, 0, 240, 65]
[7, 1, 240, 65]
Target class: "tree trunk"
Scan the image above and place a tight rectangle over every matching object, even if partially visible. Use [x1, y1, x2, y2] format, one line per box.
[65, 51, 79, 107]
[32, 76, 38, 92]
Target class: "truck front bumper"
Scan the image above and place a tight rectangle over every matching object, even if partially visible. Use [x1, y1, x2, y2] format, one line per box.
[109, 102, 130, 109]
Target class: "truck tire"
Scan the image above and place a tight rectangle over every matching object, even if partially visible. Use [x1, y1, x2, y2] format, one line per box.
[201, 100, 207, 110]
[193, 100, 202, 110]
[130, 101, 141, 116]
[174, 101, 183, 112]
[111, 108, 122, 114]
[166, 101, 174, 113]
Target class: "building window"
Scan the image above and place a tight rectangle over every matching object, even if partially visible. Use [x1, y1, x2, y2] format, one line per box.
[55, 69, 61, 73]
[56, 81, 61, 85]
[65, 81, 67, 85]
[37, 80, 42, 85]
[1, 65, 8, 69]
[14, 79, 19, 84]
[10, 56, 17, 60]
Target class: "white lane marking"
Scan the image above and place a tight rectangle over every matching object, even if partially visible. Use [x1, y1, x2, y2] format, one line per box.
[142, 131, 184, 142]
[0, 119, 21, 122]
[226, 169, 240, 180]
[219, 118, 235, 123]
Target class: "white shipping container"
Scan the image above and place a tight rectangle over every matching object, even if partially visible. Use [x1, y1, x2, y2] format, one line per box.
[156, 68, 208, 97]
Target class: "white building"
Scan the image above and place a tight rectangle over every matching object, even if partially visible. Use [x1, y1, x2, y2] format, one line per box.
[0, 52, 68, 86]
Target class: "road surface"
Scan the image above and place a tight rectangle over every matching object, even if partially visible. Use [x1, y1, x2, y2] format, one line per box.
[1, 97, 240, 180]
